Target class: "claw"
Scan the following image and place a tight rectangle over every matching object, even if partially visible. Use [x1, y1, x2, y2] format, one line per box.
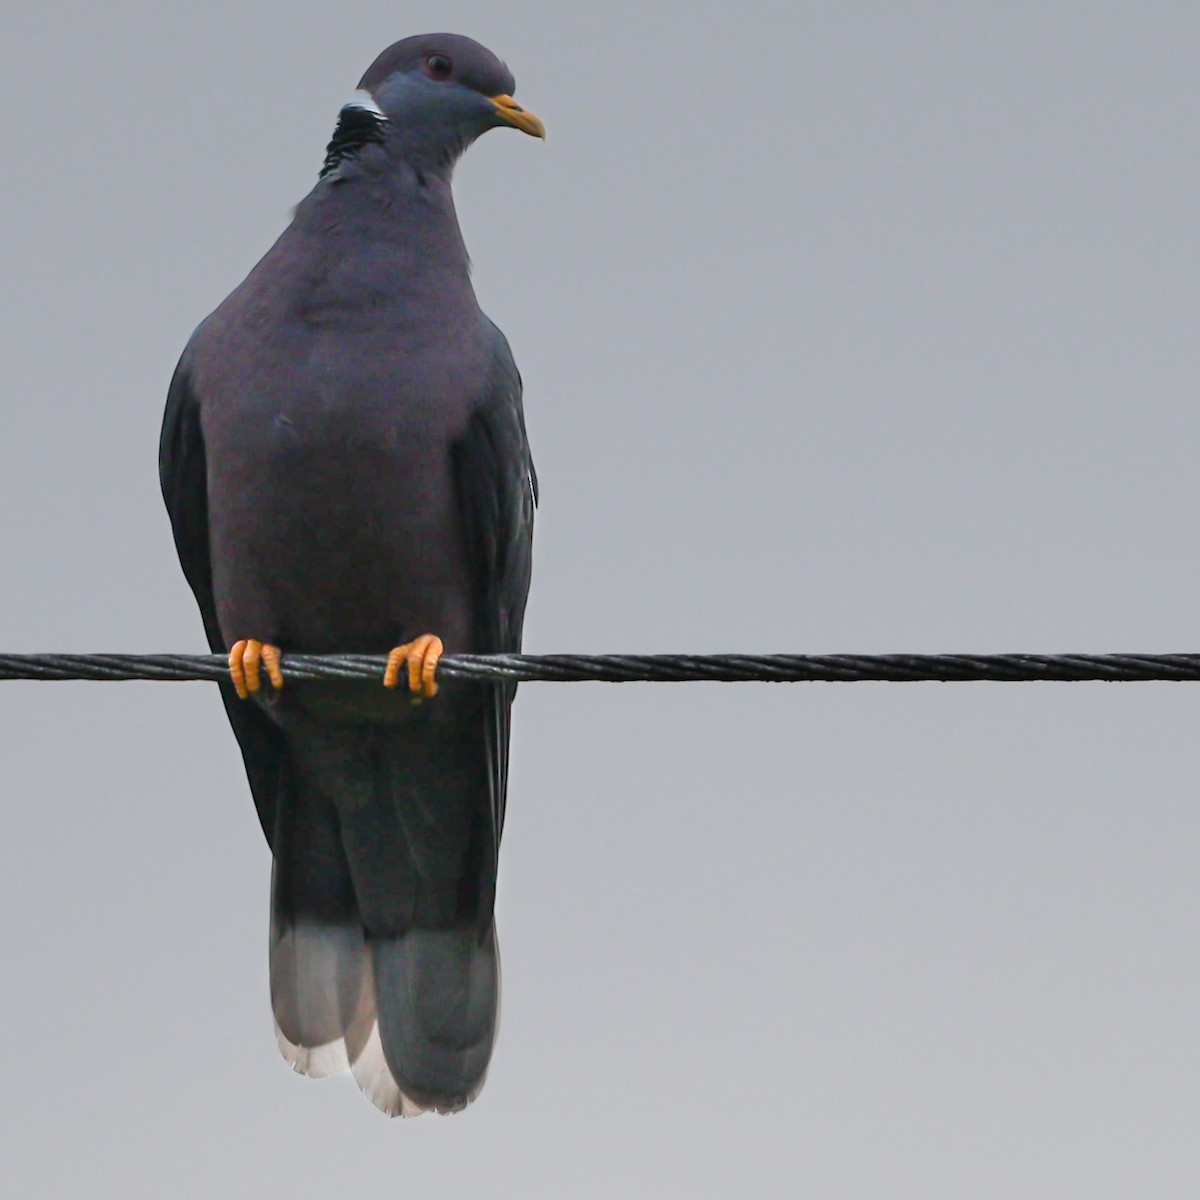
[383, 634, 443, 700]
[229, 639, 284, 699]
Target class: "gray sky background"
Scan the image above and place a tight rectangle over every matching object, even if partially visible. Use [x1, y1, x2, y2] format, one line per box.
[2, 2, 1199, 1195]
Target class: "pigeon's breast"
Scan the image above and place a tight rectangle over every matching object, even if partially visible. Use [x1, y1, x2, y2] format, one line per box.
[200, 317, 488, 657]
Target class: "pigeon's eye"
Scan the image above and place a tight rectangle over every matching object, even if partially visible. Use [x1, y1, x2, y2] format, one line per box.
[425, 54, 454, 80]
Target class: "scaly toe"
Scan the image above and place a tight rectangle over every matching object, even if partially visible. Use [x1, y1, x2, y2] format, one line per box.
[383, 634, 444, 699]
[418, 636, 443, 698]
[383, 647, 406, 691]
[262, 644, 284, 690]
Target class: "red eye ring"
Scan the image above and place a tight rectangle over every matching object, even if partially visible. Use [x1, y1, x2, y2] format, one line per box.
[425, 53, 453, 80]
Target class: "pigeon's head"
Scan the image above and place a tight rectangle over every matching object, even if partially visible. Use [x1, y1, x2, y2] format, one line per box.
[322, 34, 544, 179]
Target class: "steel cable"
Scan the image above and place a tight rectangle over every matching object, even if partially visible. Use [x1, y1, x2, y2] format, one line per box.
[2, 651, 1200, 684]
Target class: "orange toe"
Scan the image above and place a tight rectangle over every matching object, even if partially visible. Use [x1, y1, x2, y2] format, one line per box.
[228, 639, 283, 699]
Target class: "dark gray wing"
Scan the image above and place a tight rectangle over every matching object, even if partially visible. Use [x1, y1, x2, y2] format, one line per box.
[452, 322, 537, 841]
[159, 342, 288, 847]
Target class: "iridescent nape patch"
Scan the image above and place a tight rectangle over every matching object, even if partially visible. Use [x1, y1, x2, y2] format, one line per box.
[320, 91, 388, 179]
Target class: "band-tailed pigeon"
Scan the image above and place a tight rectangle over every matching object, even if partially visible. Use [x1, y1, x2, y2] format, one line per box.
[159, 33, 540, 1116]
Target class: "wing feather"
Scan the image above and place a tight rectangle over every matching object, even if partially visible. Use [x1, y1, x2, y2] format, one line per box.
[159, 344, 289, 847]
[451, 322, 537, 842]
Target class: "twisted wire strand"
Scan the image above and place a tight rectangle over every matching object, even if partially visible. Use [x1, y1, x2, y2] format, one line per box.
[2, 651, 1200, 684]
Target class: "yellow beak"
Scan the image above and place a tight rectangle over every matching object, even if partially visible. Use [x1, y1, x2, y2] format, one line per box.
[490, 94, 546, 139]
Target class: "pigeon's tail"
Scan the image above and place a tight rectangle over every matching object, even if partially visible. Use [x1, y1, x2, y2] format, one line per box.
[342, 716, 502, 1116]
[270, 915, 366, 1079]
[269, 716, 503, 1116]
[268, 754, 368, 1081]
[351, 924, 500, 1116]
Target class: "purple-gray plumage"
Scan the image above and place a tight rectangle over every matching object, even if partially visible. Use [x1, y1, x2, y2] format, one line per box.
[159, 33, 540, 1116]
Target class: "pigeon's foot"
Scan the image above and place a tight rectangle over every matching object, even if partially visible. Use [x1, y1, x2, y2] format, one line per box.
[383, 634, 443, 699]
[229, 639, 283, 699]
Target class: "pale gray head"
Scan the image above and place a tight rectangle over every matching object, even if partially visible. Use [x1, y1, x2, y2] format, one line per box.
[321, 33, 544, 180]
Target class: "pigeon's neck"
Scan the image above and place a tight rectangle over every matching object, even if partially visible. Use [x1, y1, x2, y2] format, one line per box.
[284, 106, 481, 312]
[288, 163, 477, 316]
[306, 164, 467, 248]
